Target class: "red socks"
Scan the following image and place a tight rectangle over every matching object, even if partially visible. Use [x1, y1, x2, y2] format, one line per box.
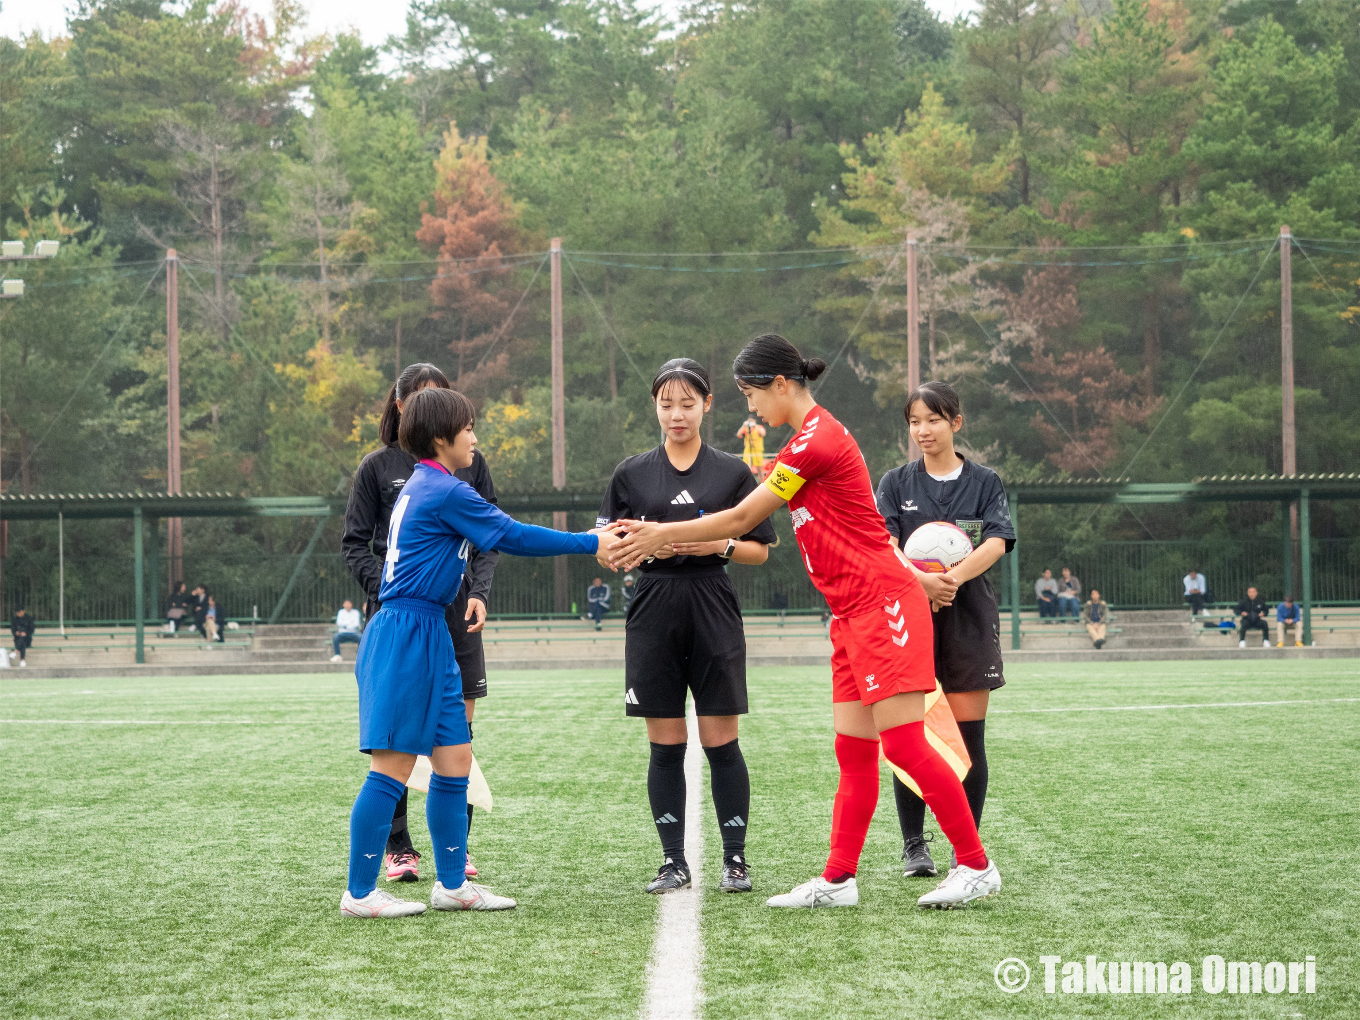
[880, 721, 987, 870]
[823, 734, 880, 880]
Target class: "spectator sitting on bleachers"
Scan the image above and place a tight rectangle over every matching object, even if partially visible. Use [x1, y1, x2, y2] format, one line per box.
[1183, 569, 1209, 617]
[9, 606, 35, 667]
[1057, 567, 1082, 618]
[191, 586, 209, 639]
[205, 595, 222, 643]
[586, 577, 612, 631]
[330, 599, 363, 662]
[1236, 586, 1270, 648]
[1035, 569, 1059, 621]
[1082, 590, 1110, 649]
[622, 575, 637, 616]
[165, 581, 191, 634]
[1276, 596, 1302, 648]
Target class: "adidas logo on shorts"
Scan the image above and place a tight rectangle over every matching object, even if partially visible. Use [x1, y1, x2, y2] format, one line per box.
[723, 816, 746, 827]
[670, 490, 695, 505]
[625, 688, 640, 705]
[655, 813, 679, 824]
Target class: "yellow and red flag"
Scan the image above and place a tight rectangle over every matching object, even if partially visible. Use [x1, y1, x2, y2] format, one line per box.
[884, 680, 972, 794]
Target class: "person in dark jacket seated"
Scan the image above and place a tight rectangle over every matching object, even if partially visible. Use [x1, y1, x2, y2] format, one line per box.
[1236, 586, 1270, 648]
[10, 606, 35, 667]
[1276, 596, 1302, 647]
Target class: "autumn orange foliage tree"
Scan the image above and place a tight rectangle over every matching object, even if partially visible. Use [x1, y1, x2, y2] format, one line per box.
[416, 123, 525, 395]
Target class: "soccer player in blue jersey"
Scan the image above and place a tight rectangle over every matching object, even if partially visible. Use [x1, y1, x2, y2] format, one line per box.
[340, 387, 614, 918]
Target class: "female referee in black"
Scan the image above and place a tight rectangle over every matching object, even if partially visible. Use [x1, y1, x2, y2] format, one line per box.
[874, 380, 1014, 878]
[342, 362, 500, 883]
[596, 358, 776, 894]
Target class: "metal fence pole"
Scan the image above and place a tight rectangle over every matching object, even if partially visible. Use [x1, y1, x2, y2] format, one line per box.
[268, 517, 328, 624]
[1009, 493, 1021, 650]
[1300, 488, 1312, 646]
[1281, 501, 1293, 599]
[58, 510, 65, 635]
[133, 507, 145, 665]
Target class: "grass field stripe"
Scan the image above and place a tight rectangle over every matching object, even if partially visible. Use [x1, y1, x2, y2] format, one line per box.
[640, 706, 703, 1020]
[994, 696, 1360, 715]
[0, 718, 276, 725]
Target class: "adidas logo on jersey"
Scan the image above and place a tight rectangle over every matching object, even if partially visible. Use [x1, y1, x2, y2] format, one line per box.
[655, 813, 679, 824]
[723, 816, 746, 828]
[625, 688, 640, 705]
[790, 506, 814, 531]
[670, 490, 695, 505]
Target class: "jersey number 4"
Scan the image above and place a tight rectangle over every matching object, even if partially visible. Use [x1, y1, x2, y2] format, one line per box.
[385, 494, 411, 583]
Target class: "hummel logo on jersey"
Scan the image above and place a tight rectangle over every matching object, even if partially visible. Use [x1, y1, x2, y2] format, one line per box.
[670, 490, 695, 505]
[789, 415, 820, 454]
[723, 816, 747, 828]
[655, 813, 679, 824]
[884, 599, 909, 646]
[901, 500, 918, 512]
[790, 506, 814, 531]
[625, 688, 640, 705]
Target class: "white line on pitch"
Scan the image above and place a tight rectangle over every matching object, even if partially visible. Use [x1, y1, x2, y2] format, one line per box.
[0, 718, 274, 725]
[993, 696, 1360, 715]
[640, 705, 703, 1020]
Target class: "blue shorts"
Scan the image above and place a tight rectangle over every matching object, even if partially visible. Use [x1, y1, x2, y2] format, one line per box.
[354, 598, 471, 756]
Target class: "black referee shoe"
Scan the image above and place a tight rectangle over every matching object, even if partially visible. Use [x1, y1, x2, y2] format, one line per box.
[902, 834, 938, 877]
[719, 856, 752, 893]
[646, 859, 692, 894]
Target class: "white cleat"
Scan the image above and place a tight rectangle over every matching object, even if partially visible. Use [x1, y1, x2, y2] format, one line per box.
[917, 860, 1001, 909]
[766, 876, 858, 908]
[1263, 639, 1270, 648]
[340, 888, 427, 918]
[330, 654, 343, 663]
[431, 880, 516, 911]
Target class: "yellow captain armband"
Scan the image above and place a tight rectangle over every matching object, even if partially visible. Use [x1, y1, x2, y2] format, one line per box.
[763, 461, 806, 501]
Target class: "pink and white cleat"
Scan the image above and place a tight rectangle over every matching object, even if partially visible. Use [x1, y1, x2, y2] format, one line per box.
[340, 888, 426, 918]
[464, 855, 478, 878]
[384, 849, 420, 883]
[430, 880, 516, 911]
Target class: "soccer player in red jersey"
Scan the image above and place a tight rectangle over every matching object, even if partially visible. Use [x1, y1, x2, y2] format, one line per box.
[610, 333, 1001, 909]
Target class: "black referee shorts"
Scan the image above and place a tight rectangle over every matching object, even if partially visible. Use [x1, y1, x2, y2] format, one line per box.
[624, 571, 749, 718]
[446, 586, 488, 700]
[931, 579, 1006, 694]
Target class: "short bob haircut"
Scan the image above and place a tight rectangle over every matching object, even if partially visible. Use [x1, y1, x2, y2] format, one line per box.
[398, 387, 476, 461]
[904, 380, 962, 423]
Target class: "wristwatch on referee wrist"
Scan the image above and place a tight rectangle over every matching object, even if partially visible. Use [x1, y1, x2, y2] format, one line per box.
[719, 538, 737, 561]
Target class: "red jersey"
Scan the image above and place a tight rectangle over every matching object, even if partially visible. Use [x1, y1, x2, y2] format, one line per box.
[763, 405, 919, 617]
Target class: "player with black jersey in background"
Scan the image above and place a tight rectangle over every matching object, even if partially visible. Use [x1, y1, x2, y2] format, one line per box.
[874, 381, 1015, 879]
[342, 363, 500, 884]
[597, 358, 776, 894]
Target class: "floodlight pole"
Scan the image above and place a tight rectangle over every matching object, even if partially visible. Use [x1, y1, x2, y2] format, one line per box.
[906, 237, 921, 460]
[550, 238, 569, 614]
[167, 249, 183, 588]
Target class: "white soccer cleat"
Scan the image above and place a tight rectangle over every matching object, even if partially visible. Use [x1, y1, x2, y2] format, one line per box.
[1239, 640, 1246, 648]
[766, 876, 858, 908]
[330, 654, 343, 663]
[340, 887, 427, 918]
[916, 860, 1001, 909]
[1263, 639, 1270, 648]
[430, 880, 516, 911]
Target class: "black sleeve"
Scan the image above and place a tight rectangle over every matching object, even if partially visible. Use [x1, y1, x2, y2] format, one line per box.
[597, 463, 629, 527]
[875, 470, 902, 539]
[341, 455, 386, 604]
[980, 472, 1017, 552]
[464, 452, 500, 605]
[731, 466, 777, 544]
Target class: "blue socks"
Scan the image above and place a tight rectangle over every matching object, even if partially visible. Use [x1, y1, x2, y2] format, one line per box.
[426, 773, 470, 889]
[347, 771, 405, 898]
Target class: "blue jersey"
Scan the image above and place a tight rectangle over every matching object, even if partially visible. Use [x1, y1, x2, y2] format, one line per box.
[377, 461, 597, 605]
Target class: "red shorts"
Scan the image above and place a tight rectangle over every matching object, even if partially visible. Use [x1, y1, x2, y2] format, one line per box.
[830, 587, 935, 706]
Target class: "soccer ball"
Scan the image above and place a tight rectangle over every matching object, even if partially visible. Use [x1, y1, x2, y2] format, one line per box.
[902, 521, 973, 574]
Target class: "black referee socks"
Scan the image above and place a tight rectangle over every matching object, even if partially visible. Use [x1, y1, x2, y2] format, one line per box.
[892, 718, 989, 840]
[703, 739, 750, 862]
[648, 742, 689, 865]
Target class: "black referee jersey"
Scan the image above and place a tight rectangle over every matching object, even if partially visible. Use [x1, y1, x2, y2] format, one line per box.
[597, 442, 776, 718]
[875, 456, 1014, 691]
[596, 444, 776, 575]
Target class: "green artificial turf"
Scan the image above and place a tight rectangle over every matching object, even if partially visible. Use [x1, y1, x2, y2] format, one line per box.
[2, 661, 1358, 1019]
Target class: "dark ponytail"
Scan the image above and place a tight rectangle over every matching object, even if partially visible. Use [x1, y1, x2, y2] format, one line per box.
[732, 333, 826, 389]
[379, 363, 451, 446]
